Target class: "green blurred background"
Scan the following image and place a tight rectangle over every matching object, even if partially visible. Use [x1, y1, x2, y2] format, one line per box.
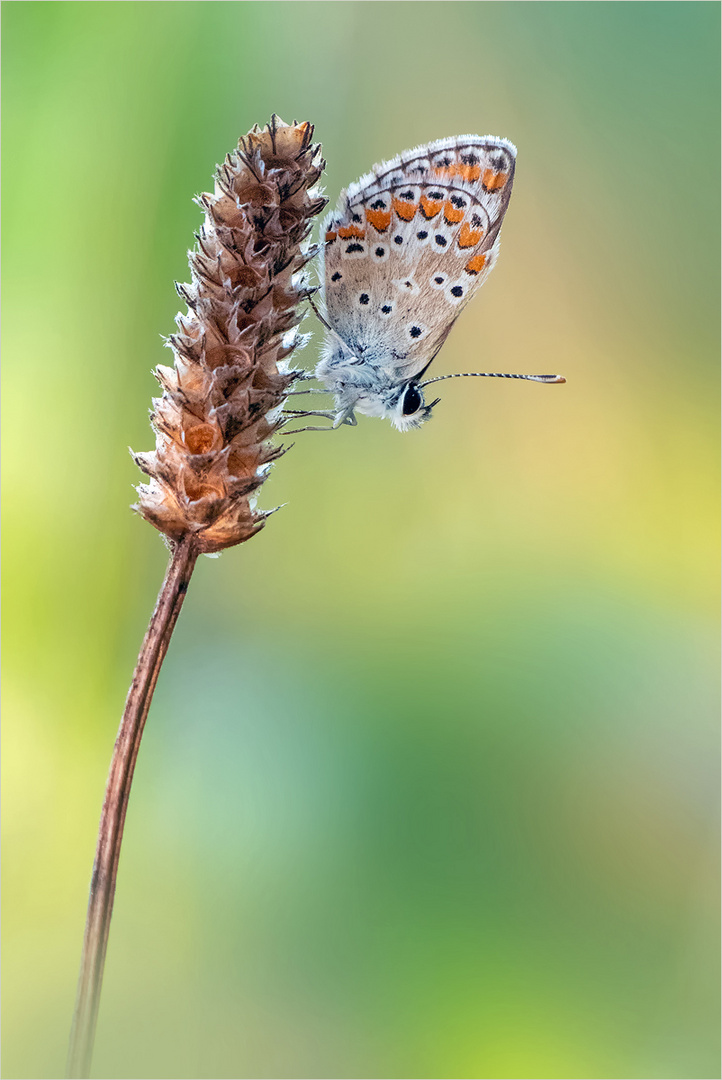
[3, 3, 719, 1078]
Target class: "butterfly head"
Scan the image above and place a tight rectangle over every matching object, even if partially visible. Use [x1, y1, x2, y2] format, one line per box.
[389, 381, 439, 431]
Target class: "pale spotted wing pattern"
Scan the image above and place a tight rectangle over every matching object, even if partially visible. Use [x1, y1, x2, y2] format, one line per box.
[321, 136, 516, 381]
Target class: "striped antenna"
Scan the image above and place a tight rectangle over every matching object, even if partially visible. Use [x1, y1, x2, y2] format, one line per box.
[420, 371, 566, 387]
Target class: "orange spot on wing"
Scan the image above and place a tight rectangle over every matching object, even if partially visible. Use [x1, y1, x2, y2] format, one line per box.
[482, 169, 508, 191]
[338, 224, 365, 239]
[325, 230, 337, 242]
[393, 197, 417, 221]
[443, 200, 465, 224]
[419, 194, 442, 219]
[459, 163, 481, 182]
[458, 222, 484, 248]
[465, 253, 487, 275]
[366, 207, 392, 231]
[433, 163, 482, 182]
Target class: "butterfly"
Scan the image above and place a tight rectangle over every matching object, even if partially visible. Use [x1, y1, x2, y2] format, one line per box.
[294, 135, 564, 433]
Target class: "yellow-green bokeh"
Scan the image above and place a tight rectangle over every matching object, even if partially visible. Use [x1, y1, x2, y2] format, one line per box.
[2, 3, 719, 1078]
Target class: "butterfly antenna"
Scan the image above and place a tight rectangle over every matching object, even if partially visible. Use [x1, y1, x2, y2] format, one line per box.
[419, 371, 566, 387]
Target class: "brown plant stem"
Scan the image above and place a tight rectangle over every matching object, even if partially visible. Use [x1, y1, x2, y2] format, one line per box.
[67, 535, 199, 1079]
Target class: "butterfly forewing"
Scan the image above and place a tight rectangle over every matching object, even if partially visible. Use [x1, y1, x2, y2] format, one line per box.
[322, 135, 516, 381]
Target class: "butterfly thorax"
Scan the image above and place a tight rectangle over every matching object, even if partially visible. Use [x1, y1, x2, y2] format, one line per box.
[316, 339, 433, 430]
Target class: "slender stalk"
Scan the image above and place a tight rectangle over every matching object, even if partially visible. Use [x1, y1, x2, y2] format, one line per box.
[67, 116, 325, 1078]
[67, 535, 199, 1079]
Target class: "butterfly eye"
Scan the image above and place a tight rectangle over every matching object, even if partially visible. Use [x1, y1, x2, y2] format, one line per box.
[401, 384, 423, 415]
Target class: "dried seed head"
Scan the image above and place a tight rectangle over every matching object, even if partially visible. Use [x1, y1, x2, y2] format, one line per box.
[133, 117, 326, 552]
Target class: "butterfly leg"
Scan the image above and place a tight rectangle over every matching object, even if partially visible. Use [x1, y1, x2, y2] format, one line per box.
[332, 408, 356, 428]
[280, 406, 357, 434]
[282, 408, 336, 420]
[281, 423, 337, 433]
[286, 387, 329, 396]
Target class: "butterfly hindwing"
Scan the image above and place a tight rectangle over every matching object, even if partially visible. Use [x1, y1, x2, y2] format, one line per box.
[321, 135, 515, 380]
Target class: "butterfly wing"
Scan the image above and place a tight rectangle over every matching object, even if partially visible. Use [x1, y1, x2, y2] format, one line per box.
[321, 135, 516, 381]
